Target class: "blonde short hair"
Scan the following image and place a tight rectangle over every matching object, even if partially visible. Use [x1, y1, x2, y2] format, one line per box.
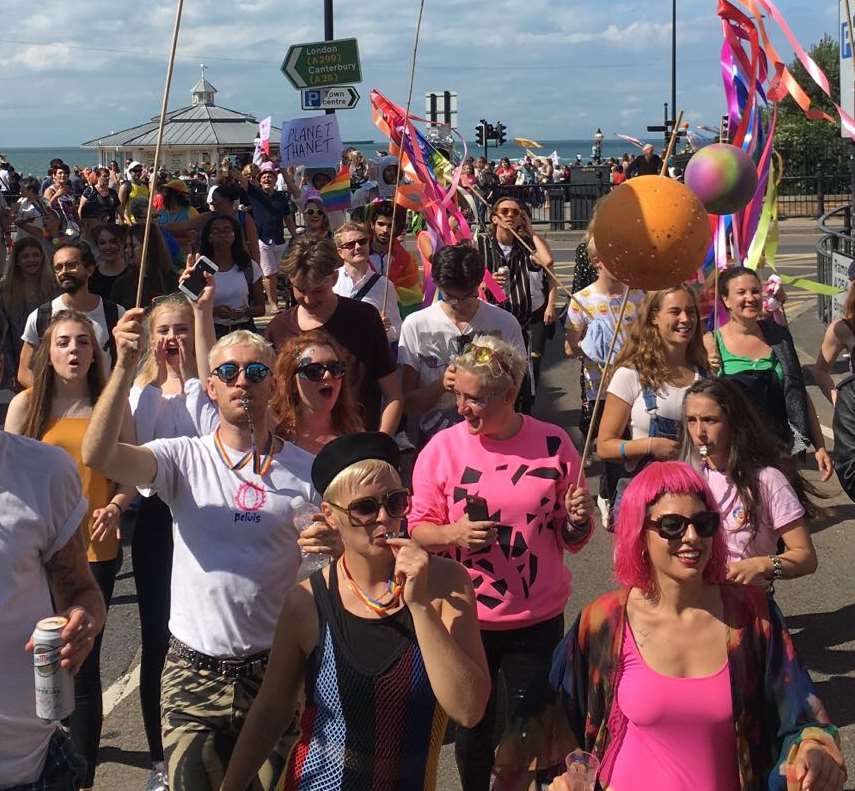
[323, 459, 401, 503]
[453, 334, 527, 396]
[208, 330, 275, 369]
[333, 221, 369, 246]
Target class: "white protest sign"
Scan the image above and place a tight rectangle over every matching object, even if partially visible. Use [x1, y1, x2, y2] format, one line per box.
[279, 115, 342, 168]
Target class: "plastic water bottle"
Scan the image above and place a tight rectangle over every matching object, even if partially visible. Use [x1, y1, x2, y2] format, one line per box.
[292, 496, 330, 581]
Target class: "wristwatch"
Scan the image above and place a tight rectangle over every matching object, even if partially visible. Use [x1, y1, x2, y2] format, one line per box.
[768, 554, 783, 580]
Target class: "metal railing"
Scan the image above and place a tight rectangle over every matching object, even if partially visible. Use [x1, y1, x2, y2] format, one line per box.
[816, 204, 855, 324]
[483, 182, 611, 230]
[779, 174, 852, 219]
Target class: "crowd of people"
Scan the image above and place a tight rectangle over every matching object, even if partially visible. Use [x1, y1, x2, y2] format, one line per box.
[0, 149, 848, 791]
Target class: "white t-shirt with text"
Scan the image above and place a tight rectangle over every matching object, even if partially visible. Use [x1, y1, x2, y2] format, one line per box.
[140, 433, 314, 657]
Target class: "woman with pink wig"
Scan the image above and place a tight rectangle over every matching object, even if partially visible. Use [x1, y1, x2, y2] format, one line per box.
[495, 461, 845, 791]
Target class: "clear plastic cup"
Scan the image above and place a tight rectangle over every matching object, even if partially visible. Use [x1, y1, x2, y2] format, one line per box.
[563, 750, 600, 791]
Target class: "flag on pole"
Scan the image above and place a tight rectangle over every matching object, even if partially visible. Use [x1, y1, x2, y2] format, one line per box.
[320, 165, 352, 213]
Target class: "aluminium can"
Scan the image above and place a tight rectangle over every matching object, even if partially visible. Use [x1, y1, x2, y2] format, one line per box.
[32, 616, 75, 721]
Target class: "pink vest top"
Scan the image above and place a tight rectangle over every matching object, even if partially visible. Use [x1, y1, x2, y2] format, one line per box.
[606, 623, 740, 791]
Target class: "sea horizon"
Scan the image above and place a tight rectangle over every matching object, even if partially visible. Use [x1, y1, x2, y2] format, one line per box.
[1, 138, 663, 178]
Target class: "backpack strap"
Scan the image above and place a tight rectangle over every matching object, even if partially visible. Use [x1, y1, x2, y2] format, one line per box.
[102, 299, 119, 368]
[35, 302, 53, 342]
[353, 273, 381, 302]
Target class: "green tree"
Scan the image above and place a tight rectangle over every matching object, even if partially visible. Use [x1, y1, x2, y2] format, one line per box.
[776, 33, 847, 178]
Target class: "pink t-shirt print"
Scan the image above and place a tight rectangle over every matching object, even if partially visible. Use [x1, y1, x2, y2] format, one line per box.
[410, 416, 590, 630]
[703, 466, 804, 563]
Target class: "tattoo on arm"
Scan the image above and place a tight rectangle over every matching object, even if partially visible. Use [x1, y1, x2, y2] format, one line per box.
[46, 530, 105, 629]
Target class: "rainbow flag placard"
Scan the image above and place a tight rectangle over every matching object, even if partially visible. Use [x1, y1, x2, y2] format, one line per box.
[320, 165, 351, 213]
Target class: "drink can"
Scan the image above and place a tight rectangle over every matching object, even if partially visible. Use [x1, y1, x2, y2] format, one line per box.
[32, 616, 75, 721]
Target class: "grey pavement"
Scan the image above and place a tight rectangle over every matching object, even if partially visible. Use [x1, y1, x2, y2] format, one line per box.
[4, 217, 852, 789]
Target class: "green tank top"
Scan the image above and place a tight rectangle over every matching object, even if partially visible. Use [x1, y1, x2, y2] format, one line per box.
[714, 329, 784, 383]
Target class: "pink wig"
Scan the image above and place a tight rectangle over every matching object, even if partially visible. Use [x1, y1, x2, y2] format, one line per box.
[613, 461, 728, 596]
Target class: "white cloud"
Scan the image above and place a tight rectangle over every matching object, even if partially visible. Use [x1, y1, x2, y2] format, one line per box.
[0, 0, 839, 145]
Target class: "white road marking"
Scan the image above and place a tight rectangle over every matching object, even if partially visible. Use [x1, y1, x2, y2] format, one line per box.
[102, 663, 141, 718]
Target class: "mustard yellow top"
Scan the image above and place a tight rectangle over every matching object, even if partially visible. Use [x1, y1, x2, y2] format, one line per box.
[42, 417, 119, 563]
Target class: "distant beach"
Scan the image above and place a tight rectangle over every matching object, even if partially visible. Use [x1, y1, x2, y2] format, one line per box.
[2, 139, 658, 178]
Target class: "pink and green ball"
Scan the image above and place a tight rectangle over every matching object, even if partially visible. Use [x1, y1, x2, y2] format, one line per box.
[684, 144, 758, 215]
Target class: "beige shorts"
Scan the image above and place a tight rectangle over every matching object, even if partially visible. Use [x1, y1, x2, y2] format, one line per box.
[258, 241, 288, 277]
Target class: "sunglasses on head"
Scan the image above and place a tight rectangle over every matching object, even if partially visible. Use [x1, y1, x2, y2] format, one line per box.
[338, 237, 369, 250]
[461, 343, 513, 378]
[328, 488, 411, 526]
[296, 361, 346, 381]
[645, 511, 720, 540]
[211, 361, 271, 384]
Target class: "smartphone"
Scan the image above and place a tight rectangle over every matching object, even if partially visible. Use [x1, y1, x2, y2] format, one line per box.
[465, 495, 490, 522]
[179, 255, 218, 301]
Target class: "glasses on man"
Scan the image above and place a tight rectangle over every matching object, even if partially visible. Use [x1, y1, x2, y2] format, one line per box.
[327, 488, 411, 526]
[645, 511, 720, 541]
[296, 361, 346, 382]
[337, 237, 369, 251]
[211, 362, 271, 384]
[53, 262, 81, 274]
[442, 292, 478, 307]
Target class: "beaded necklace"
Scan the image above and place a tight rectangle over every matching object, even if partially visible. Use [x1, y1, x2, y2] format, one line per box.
[339, 555, 403, 616]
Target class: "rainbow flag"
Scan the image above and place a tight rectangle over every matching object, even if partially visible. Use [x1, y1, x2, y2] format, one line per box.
[320, 165, 351, 213]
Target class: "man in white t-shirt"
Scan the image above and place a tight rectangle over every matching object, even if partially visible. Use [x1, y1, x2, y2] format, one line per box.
[399, 243, 526, 446]
[18, 240, 125, 388]
[332, 220, 401, 343]
[0, 430, 106, 789]
[81, 308, 338, 791]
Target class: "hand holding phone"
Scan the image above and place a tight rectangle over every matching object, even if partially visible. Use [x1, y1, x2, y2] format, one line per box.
[179, 255, 218, 302]
[455, 495, 496, 551]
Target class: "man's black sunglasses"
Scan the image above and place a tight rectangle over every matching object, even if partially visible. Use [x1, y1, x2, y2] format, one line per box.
[211, 362, 271, 384]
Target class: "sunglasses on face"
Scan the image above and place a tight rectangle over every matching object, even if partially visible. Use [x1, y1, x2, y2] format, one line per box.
[337, 237, 369, 250]
[296, 361, 346, 381]
[645, 511, 720, 540]
[327, 488, 411, 526]
[211, 361, 271, 384]
[304, 208, 324, 217]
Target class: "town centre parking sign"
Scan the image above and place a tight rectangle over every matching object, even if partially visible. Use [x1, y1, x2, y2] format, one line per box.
[282, 38, 362, 90]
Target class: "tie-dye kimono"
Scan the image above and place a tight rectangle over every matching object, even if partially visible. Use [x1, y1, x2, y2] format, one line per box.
[494, 585, 844, 791]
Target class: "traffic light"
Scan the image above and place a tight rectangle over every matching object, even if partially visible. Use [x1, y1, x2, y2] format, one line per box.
[496, 122, 507, 146]
[476, 120, 486, 148]
[485, 123, 495, 141]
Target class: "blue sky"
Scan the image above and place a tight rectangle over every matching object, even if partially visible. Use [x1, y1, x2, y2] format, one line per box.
[0, 0, 839, 147]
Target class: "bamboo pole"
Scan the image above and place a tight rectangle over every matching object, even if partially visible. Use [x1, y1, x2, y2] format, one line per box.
[379, 0, 426, 312]
[135, 0, 185, 308]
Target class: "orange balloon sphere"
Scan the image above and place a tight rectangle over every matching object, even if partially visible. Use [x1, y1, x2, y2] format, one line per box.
[592, 176, 711, 290]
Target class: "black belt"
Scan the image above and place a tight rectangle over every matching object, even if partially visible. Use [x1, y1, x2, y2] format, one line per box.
[168, 636, 269, 679]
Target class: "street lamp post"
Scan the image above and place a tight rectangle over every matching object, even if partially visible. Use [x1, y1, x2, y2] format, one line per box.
[593, 128, 604, 164]
[671, 0, 677, 134]
[324, 0, 334, 116]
